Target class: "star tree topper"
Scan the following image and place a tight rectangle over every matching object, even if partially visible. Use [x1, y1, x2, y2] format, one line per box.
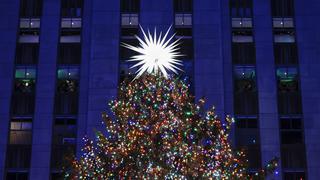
[122, 26, 183, 80]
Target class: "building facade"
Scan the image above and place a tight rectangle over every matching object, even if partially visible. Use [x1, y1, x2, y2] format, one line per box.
[0, 0, 319, 179]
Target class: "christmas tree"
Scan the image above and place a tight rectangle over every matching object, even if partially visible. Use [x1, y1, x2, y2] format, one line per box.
[64, 27, 278, 179]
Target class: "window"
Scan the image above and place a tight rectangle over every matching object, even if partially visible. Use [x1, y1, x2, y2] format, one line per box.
[55, 67, 79, 115]
[61, 0, 83, 18]
[19, 29, 40, 43]
[273, 17, 294, 28]
[58, 43, 81, 64]
[51, 118, 77, 169]
[6, 172, 29, 180]
[277, 68, 302, 115]
[271, 0, 294, 17]
[234, 67, 258, 115]
[274, 30, 295, 43]
[281, 144, 306, 168]
[121, 0, 140, 13]
[175, 14, 192, 26]
[6, 144, 32, 169]
[20, 18, 41, 29]
[175, 28, 192, 37]
[121, 13, 139, 27]
[283, 172, 306, 180]
[179, 38, 194, 59]
[60, 29, 81, 43]
[235, 118, 261, 168]
[119, 62, 137, 82]
[232, 30, 254, 43]
[174, 0, 192, 13]
[120, 39, 139, 60]
[15, 43, 39, 64]
[121, 28, 139, 37]
[12, 67, 36, 115]
[230, 0, 253, 18]
[280, 118, 303, 144]
[9, 119, 33, 145]
[274, 43, 298, 65]
[231, 18, 253, 28]
[232, 43, 255, 64]
[20, 0, 42, 17]
[61, 18, 82, 28]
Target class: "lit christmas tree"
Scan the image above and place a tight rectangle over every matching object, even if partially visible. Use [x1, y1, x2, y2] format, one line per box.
[64, 27, 278, 179]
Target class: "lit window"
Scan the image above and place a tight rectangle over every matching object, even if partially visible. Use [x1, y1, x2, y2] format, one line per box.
[274, 30, 295, 43]
[61, 18, 82, 28]
[19, 29, 40, 43]
[276, 67, 298, 92]
[20, 18, 41, 29]
[175, 14, 192, 26]
[232, 18, 252, 28]
[234, 66, 256, 92]
[273, 18, 294, 28]
[121, 13, 139, 26]
[9, 120, 32, 144]
[232, 30, 253, 43]
[14, 67, 36, 93]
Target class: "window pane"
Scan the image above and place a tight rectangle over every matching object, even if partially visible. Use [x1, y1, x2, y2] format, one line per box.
[174, 0, 193, 12]
[121, 0, 140, 12]
[274, 30, 295, 43]
[232, 30, 254, 43]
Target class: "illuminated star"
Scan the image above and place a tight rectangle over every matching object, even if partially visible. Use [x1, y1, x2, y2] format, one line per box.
[122, 26, 183, 80]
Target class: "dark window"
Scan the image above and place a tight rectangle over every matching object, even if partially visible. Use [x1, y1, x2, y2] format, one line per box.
[280, 118, 303, 144]
[61, 0, 83, 17]
[9, 119, 33, 145]
[121, 0, 140, 13]
[274, 43, 298, 65]
[234, 67, 258, 115]
[51, 118, 76, 169]
[175, 28, 192, 37]
[179, 38, 194, 59]
[235, 118, 261, 168]
[283, 172, 306, 180]
[121, 28, 139, 37]
[271, 0, 294, 17]
[230, 0, 253, 17]
[20, 0, 42, 17]
[120, 39, 139, 60]
[15, 43, 39, 64]
[6, 172, 28, 180]
[277, 68, 302, 115]
[281, 145, 306, 168]
[232, 43, 255, 64]
[55, 67, 79, 115]
[6, 145, 32, 168]
[119, 62, 137, 82]
[58, 43, 81, 64]
[174, 0, 192, 12]
[51, 173, 64, 180]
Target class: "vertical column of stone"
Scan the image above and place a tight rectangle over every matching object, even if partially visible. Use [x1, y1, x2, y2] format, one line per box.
[295, 0, 320, 178]
[140, 0, 173, 30]
[76, 0, 91, 156]
[253, 1, 281, 179]
[86, 0, 120, 137]
[29, 0, 60, 179]
[0, 0, 20, 178]
[193, 0, 225, 116]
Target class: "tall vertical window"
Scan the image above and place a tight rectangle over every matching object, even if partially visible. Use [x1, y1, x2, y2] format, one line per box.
[11, 67, 36, 115]
[276, 68, 302, 115]
[121, 0, 140, 37]
[6, 119, 32, 169]
[271, 0, 294, 17]
[230, 0, 253, 18]
[51, 118, 76, 169]
[54, 67, 79, 115]
[19, 0, 43, 17]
